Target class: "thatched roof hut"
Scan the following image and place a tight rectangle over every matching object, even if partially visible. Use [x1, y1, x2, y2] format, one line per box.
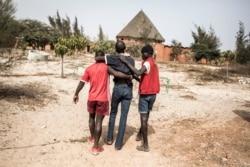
[116, 10, 165, 46]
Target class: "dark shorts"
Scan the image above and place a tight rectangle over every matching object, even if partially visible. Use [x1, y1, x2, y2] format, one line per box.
[87, 101, 109, 116]
[138, 94, 156, 114]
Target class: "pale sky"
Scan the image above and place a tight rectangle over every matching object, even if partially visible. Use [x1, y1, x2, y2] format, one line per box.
[13, 0, 250, 51]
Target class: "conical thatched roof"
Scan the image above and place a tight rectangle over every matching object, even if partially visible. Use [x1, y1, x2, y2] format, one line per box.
[116, 10, 165, 42]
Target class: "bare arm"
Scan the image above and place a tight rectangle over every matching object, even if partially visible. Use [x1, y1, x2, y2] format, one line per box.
[108, 66, 132, 79]
[119, 55, 147, 76]
[73, 81, 85, 104]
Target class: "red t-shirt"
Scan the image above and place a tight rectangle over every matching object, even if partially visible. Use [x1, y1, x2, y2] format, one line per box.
[81, 62, 110, 101]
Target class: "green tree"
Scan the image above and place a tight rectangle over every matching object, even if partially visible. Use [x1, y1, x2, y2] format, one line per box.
[235, 21, 250, 64]
[126, 45, 142, 58]
[0, 0, 18, 71]
[72, 16, 81, 36]
[55, 35, 88, 78]
[17, 19, 54, 50]
[98, 25, 104, 41]
[170, 39, 182, 61]
[219, 50, 236, 77]
[48, 11, 86, 49]
[220, 50, 235, 63]
[48, 11, 71, 37]
[0, 0, 17, 48]
[91, 40, 115, 54]
[190, 25, 221, 63]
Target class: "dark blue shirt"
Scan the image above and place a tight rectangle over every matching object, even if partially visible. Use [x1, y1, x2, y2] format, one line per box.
[105, 54, 135, 86]
[105, 54, 135, 75]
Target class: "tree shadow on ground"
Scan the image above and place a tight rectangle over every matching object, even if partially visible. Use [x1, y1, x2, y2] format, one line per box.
[0, 82, 57, 107]
[233, 110, 250, 122]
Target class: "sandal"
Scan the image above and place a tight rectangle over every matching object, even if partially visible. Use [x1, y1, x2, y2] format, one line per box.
[136, 145, 149, 152]
[104, 138, 113, 145]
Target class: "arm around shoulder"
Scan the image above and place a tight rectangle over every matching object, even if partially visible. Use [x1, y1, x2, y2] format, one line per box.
[118, 55, 146, 76]
[108, 66, 132, 79]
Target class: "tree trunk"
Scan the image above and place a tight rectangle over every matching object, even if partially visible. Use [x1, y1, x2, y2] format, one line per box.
[61, 55, 64, 78]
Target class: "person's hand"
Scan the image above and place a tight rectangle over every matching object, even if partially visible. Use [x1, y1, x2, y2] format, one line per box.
[133, 75, 140, 82]
[73, 95, 79, 104]
[119, 55, 127, 63]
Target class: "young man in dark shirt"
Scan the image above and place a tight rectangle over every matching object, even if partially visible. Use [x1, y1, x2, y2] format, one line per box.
[95, 40, 136, 150]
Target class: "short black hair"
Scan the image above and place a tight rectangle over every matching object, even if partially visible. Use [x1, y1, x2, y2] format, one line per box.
[95, 50, 105, 57]
[141, 44, 154, 55]
[115, 40, 126, 53]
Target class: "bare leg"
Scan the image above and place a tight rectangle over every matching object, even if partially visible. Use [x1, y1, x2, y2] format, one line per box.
[89, 113, 96, 139]
[137, 112, 150, 151]
[93, 114, 105, 147]
[136, 127, 142, 141]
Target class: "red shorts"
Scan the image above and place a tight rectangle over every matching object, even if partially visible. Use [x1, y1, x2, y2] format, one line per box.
[87, 101, 109, 116]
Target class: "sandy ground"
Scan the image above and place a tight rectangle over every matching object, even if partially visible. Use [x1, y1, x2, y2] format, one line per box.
[0, 53, 249, 167]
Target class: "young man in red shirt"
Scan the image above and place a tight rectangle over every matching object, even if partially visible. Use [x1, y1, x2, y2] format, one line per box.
[73, 50, 132, 155]
[119, 44, 160, 152]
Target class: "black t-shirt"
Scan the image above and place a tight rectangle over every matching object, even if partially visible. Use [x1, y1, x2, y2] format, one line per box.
[105, 54, 135, 86]
[105, 54, 135, 75]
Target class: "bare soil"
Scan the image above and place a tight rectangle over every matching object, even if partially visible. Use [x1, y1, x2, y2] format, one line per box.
[0, 54, 249, 167]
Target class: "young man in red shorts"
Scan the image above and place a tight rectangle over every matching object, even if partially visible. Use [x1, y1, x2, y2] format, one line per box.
[73, 50, 132, 155]
[119, 44, 160, 152]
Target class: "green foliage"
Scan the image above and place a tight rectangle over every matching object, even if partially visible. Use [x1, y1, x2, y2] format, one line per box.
[91, 40, 115, 54]
[48, 11, 87, 51]
[235, 21, 250, 64]
[126, 45, 142, 58]
[190, 25, 221, 62]
[55, 35, 88, 77]
[170, 39, 182, 60]
[48, 11, 84, 38]
[72, 17, 81, 36]
[55, 37, 69, 57]
[220, 50, 236, 63]
[0, 0, 18, 71]
[55, 35, 88, 57]
[0, 0, 17, 48]
[98, 25, 104, 41]
[194, 49, 220, 62]
[17, 19, 54, 50]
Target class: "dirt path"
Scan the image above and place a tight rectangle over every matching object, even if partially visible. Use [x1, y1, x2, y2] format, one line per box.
[0, 55, 249, 167]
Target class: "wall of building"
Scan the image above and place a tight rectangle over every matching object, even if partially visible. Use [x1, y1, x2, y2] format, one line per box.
[153, 44, 173, 62]
[117, 37, 193, 63]
[154, 43, 166, 62]
[154, 44, 192, 63]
